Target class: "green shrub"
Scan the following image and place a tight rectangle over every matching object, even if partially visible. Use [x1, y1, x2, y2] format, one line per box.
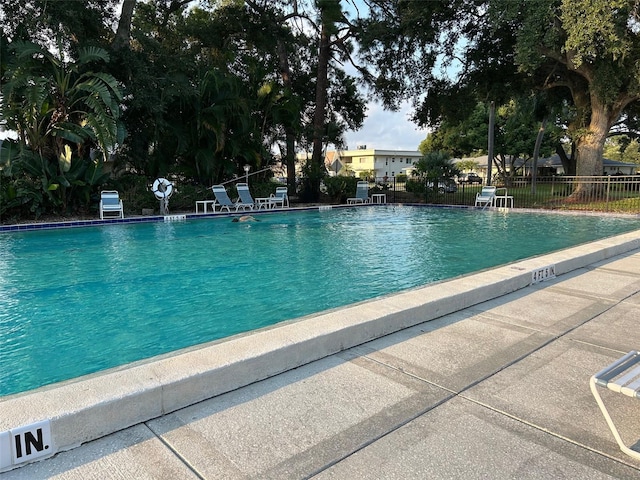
[249, 180, 281, 199]
[405, 178, 426, 194]
[323, 176, 360, 203]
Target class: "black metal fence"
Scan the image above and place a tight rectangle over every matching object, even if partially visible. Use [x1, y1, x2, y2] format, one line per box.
[369, 175, 640, 214]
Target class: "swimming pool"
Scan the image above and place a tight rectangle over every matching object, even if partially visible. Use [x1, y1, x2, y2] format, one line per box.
[0, 206, 638, 397]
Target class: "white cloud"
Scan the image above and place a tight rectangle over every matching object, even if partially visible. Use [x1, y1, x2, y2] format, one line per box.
[341, 101, 429, 151]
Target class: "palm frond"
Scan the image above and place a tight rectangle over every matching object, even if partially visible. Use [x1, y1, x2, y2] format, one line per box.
[51, 123, 89, 144]
[91, 72, 124, 101]
[77, 46, 110, 65]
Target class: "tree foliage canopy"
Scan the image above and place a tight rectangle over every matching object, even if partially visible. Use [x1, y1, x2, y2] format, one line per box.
[0, 0, 370, 217]
[359, 0, 640, 188]
[2, 0, 640, 219]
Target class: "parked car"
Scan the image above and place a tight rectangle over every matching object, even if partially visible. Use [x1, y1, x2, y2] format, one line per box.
[437, 179, 458, 193]
[457, 173, 483, 184]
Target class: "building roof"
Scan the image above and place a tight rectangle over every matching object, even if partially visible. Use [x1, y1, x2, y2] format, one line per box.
[536, 154, 638, 169]
[456, 154, 638, 171]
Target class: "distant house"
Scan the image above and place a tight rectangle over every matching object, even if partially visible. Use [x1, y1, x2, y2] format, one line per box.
[529, 154, 639, 175]
[325, 148, 423, 179]
[453, 154, 639, 178]
[450, 156, 491, 182]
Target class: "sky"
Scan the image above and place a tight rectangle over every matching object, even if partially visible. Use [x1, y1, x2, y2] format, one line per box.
[340, 101, 429, 152]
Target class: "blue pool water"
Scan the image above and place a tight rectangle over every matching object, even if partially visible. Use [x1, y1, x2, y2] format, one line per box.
[0, 206, 638, 396]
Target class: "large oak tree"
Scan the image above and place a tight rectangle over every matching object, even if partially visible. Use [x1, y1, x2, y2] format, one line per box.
[491, 0, 640, 195]
[359, 0, 640, 196]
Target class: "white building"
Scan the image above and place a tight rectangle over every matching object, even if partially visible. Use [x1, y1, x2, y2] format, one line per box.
[325, 147, 423, 179]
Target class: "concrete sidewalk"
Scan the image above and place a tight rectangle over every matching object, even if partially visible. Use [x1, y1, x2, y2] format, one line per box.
[3, 242, 640, 478]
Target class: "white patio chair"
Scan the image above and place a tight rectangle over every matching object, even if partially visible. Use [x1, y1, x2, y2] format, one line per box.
[347, 181, 371, 204]
[99, 190, 124, 219]
[268, 187, 289, 209]
[474, 186, 497, 209]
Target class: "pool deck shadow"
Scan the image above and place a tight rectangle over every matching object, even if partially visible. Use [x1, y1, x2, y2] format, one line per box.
[2, 229, 640, 478]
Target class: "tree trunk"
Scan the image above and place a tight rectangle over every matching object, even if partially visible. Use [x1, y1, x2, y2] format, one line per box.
[531, 118, 546, 194]
[486, 101, 495, 186]
[276, 38, 297, 196]
[556, 143, 575, 176]
[571, 96, 610, 198]
[113, 0, 136, 51]
[309, 9, 332, 202]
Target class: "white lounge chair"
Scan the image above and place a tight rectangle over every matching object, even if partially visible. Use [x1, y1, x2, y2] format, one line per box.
[347, 181, 371, 204]
[268, 187, 289, 209]
[235, 183, 255, 210]
[474, 186, 497, 209]
[211, 185, 251, 213]
[590, 351, 640, 460]
[99, 190, 124, 219]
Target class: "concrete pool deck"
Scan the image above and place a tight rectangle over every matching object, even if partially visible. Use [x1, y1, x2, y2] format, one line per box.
[2, 227, 640, 478]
